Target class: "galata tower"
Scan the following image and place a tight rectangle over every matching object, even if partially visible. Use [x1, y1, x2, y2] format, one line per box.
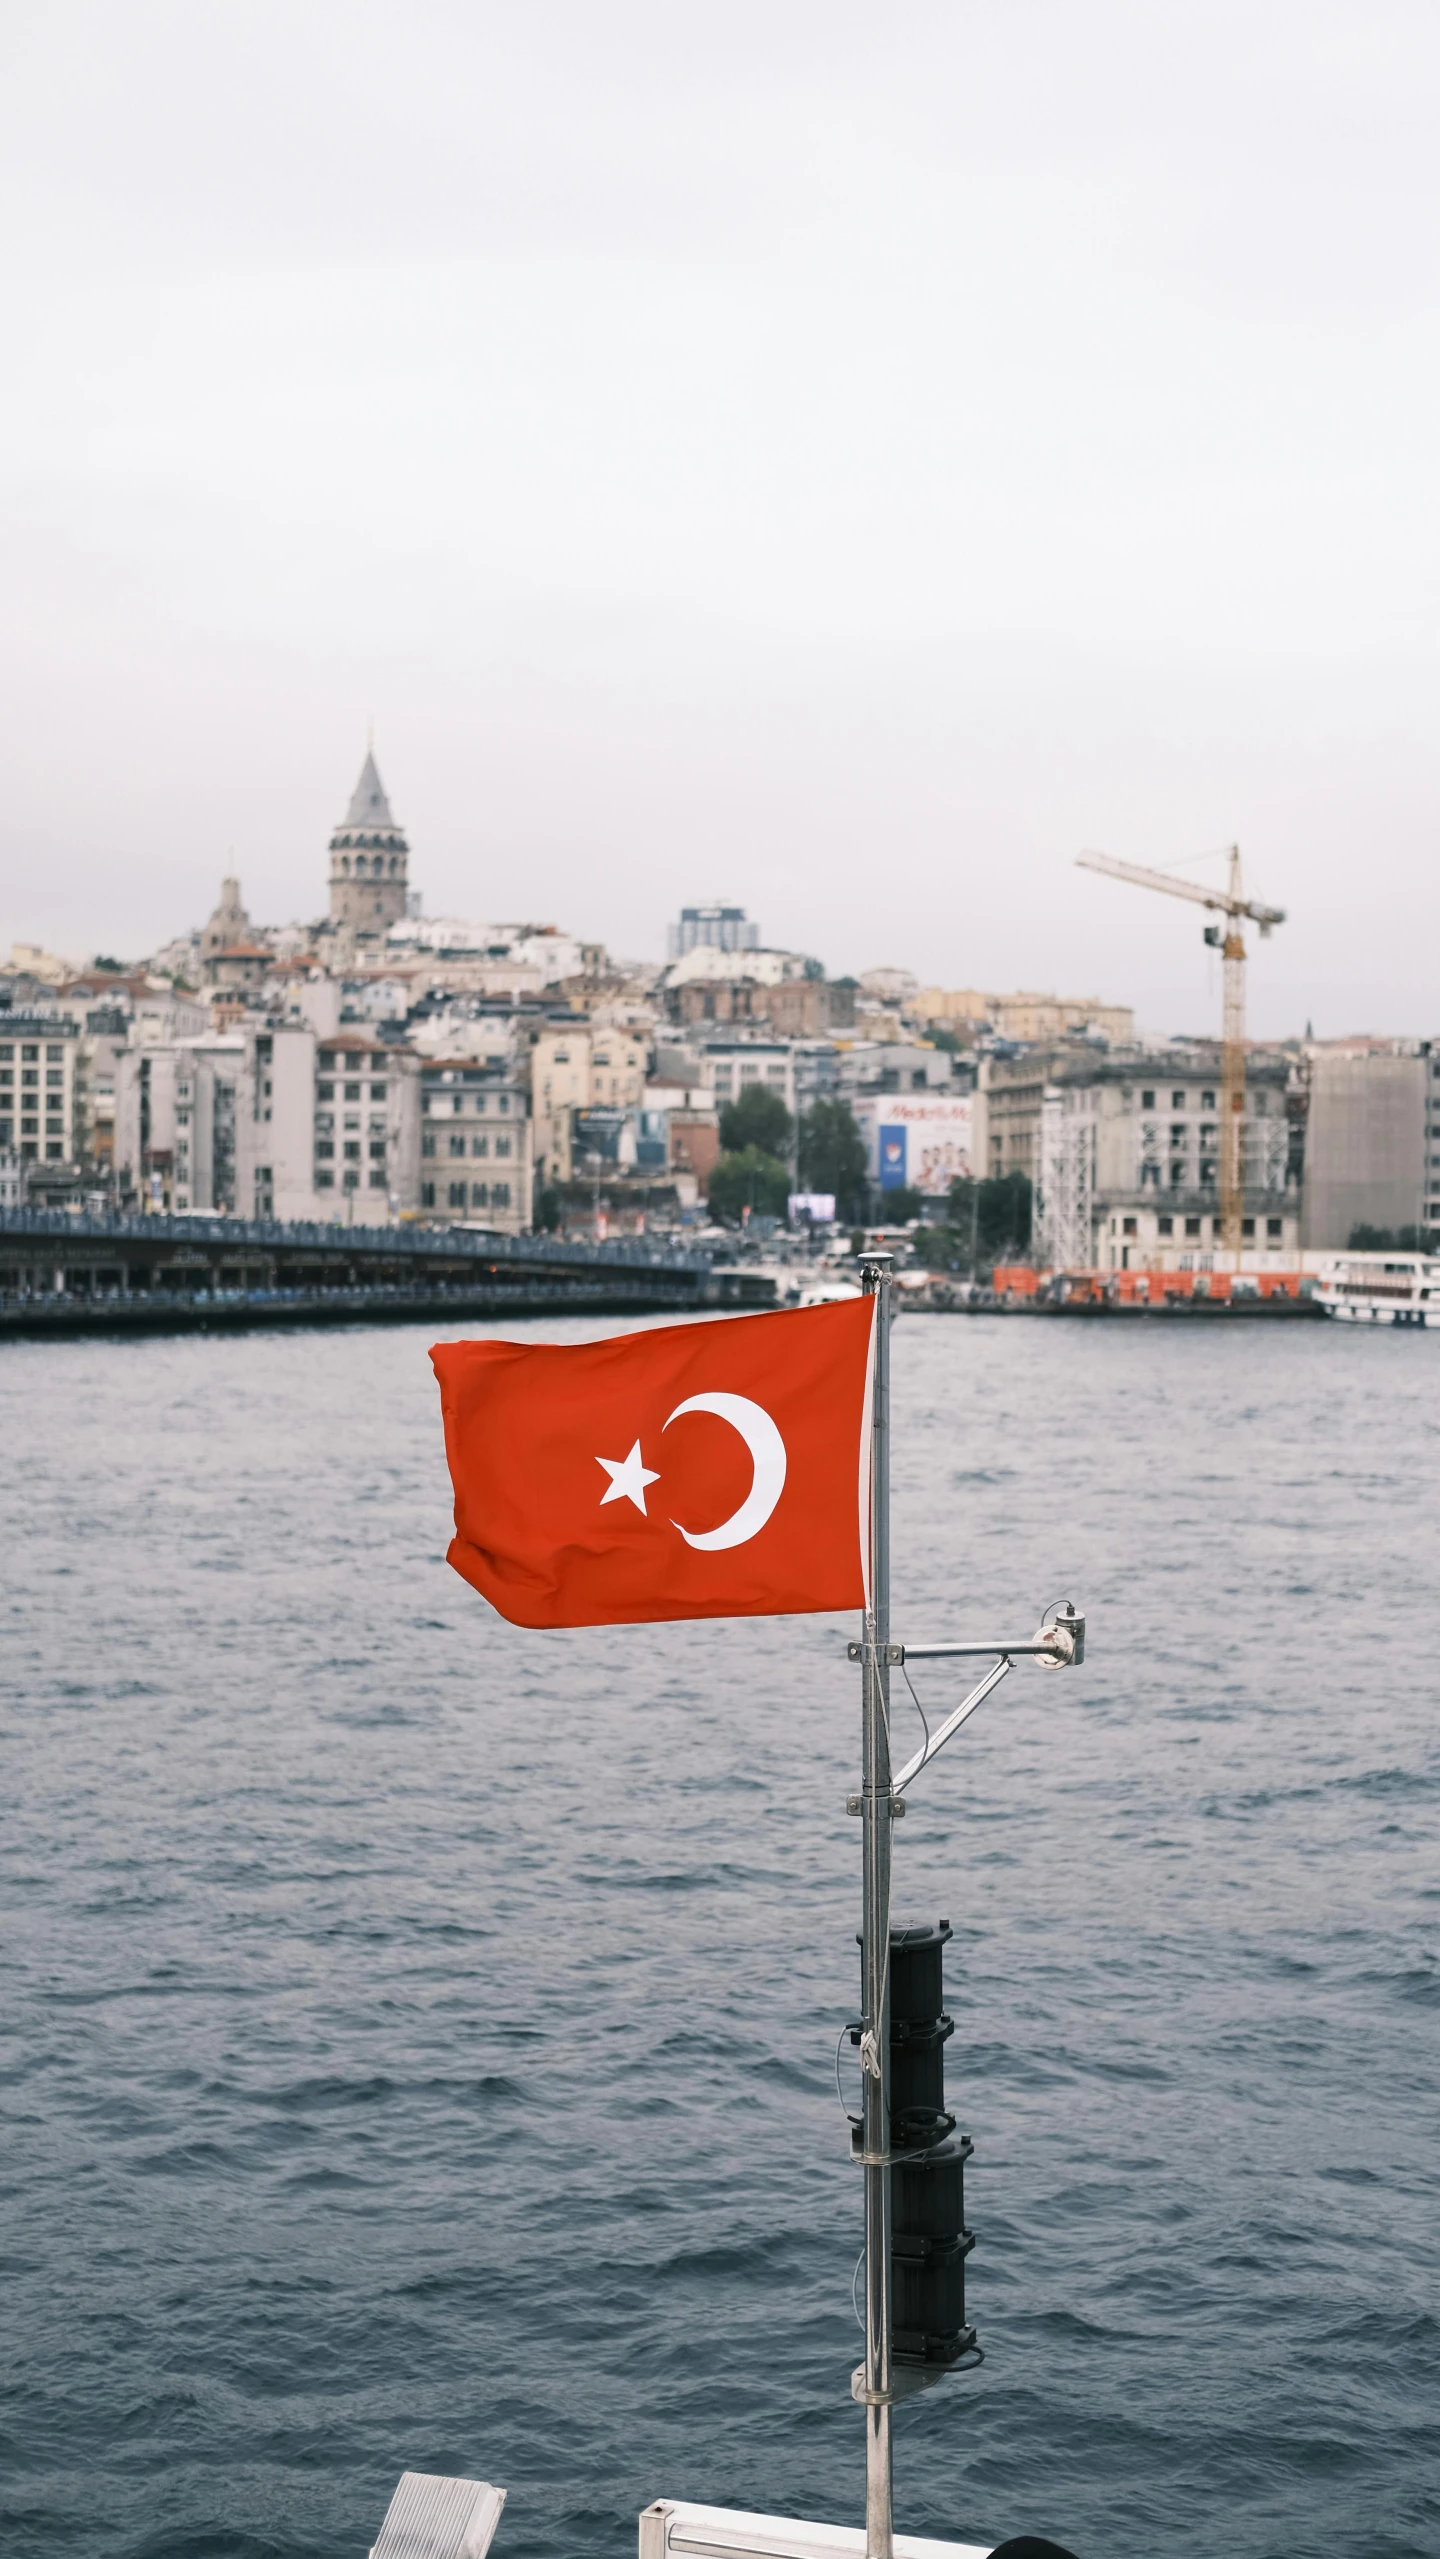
[328, 748, 410, 937]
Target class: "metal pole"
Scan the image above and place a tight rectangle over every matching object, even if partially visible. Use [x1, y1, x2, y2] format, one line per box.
[859, 1252, 893, 2557]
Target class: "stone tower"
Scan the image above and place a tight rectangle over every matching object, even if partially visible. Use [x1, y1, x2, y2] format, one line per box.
[328, 748, 409, 938]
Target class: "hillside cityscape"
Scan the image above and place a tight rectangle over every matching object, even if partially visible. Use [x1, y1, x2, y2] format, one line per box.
[3, 747, 1435, 1274]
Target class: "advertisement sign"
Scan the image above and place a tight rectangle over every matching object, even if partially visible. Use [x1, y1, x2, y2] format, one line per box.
[788, 1192, 837, 1223]
[878, 1126, 908, 1191]
[856, 1094, 974, 1198]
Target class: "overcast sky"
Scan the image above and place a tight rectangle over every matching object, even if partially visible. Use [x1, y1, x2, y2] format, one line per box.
[1, 2, 1437, 1034]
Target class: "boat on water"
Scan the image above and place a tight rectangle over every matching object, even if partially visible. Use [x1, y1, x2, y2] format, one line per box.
[1315, 1250, 1440, 1326]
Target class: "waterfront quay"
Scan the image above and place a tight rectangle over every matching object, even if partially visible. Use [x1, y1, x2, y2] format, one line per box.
[0, 1208, 773, 1338]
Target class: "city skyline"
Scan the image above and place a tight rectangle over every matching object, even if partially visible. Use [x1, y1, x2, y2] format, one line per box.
[4, 6, 1440, 1036]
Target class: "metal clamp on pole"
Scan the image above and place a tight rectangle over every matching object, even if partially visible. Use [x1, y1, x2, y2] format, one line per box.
[849, 1606, 1087, 1801]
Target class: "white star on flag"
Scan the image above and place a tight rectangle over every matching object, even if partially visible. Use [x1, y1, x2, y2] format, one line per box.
[596, 1440, 661, 1516]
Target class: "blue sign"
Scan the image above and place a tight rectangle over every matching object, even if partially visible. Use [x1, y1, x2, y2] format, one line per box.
[878, 1125, 908, 1191]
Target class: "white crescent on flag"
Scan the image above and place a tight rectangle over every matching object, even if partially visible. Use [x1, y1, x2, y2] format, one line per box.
[663, 1393, 788, 1551]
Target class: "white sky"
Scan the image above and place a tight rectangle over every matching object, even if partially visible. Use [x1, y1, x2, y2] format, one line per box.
[1, 0, 1437, 1035]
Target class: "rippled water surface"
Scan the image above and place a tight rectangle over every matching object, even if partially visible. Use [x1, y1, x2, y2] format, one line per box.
[2, 1314, 1438, 2559]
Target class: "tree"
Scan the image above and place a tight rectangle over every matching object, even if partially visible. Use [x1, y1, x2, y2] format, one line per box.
[718, 1084, 794, 1156]
[876, 1185, 925, 1224]
[946, 1171, 1033, 1265]
[708, 1146, 791, 1222]
[798, 1098, 869, 1222]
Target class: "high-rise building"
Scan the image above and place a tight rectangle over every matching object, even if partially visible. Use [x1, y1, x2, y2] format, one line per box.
[328, 749, 410, 940]
[666, 903, 759, 961]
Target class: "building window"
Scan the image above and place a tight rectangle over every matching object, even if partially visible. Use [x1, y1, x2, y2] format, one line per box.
[1170, 1123, 1186, 1144]
[368, 1140, 386, 1161]
[46, 1069, 63, 1088]
[317, 1080, 334, 1100]
[448, 1182, 467, 1208]
[492, 1183, 510, 1209]
[343, 1140, 360, 1160]
[1171, 1091, 1185, 1109]
[22, 1045, 38, 1062]
[345, 1082, 361, 1101]
[370, 1082, 387, 1100]
[1157, 1215, 1174, 1236]
[449, 1134, 466, 1157]
[45, 1141, 63, 1160]
[46, 1046, 62, 1063]
[0, 1121, 9, 1146]
[1242, 1218, 1255, 1237]
[368, 1170, 386, 1189]
[495, 1135, 511, 1157]
[421, 1132, 436, 1158]
[343, 1169, 359, 1190]
[21, 1117, 38, 1136]
[1267, 1217, 1282, 1239]
[1184, 1217, 1201, 1237]
[421, 1181, 435, 1207]
[470, 1182, 488, 1207]
[1122, 1217, 1137, 1236]
[471, 1134, 488, 1157]
[20, 1141, 35, 1159]
[453, 1095, 464, 1115]
[1169, 1165, 1184, 1187]
[319, 1051, 335, 1070]
[1201, 1090, 1216, 1109]
[316, 1140, 334, 1159]
[316, 1170, 335, 1189]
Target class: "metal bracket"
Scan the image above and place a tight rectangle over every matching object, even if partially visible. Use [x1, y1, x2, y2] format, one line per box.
[845, 1794, 905, 1817]
[849, 2361, 949, 2406]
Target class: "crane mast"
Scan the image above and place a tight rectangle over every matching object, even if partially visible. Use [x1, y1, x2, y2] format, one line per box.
[1075, 846, 1285, 1258]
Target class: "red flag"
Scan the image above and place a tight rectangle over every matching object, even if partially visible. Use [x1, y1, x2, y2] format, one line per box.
[431, 1296, 875, 1629]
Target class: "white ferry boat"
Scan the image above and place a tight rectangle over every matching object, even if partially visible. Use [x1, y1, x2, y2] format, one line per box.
[1316, 1251, 1440, 1326]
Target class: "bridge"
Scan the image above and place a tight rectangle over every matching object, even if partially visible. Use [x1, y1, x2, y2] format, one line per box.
[0, 1208, 773, 1337]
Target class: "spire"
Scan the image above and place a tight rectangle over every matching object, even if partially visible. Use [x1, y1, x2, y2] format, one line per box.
[343, 748, 397, 832]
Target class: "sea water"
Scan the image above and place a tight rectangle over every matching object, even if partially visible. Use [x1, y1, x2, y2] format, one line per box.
[1, 1315, 1437, 2559]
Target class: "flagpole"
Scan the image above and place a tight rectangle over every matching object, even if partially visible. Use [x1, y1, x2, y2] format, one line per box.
[859, 1251, 894, 2559]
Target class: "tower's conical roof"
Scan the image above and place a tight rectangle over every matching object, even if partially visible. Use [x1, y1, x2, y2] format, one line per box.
[343, 748, 398, 832]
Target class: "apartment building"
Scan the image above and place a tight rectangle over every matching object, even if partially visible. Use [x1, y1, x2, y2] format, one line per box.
[418, 1059, 532, 1232]
[1036, 1052, 1299, 1270]
[111, 1024, 419, 1220]
[0, 1016, 80, 1174]
[528, 1022, 650, 1185]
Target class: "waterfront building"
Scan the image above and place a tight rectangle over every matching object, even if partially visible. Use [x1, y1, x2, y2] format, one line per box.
[327, 750, 410, 944]
[0, 1014, 81, 1185]
[1300, 1041, 1432, 1248]
[1032, 1050, 1300, 1271]
[418, 1059, 533, 1233]
[312, 1033, 420, 1216]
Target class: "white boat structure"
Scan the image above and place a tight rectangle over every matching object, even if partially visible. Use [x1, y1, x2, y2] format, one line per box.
[1316, 1250, 1440, 1326]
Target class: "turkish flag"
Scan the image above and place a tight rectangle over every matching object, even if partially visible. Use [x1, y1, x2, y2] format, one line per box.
[431, 1296, 875, 1629]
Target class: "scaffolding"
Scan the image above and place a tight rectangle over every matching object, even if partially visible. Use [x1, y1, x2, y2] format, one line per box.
[1037, 1084, 1096, 1270]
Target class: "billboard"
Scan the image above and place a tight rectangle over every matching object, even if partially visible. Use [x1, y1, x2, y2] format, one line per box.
[856, 1094, 974, 1198]
[788, 1192, 837, 1223]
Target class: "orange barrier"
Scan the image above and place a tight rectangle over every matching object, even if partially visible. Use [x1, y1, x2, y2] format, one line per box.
[992, 1265, 1040, 1296]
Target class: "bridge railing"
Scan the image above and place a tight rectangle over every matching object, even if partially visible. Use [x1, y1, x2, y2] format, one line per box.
[0, 1206, 710, 1273]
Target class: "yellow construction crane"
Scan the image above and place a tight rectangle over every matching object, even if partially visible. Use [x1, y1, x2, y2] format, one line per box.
[1075, 846, 1286, 1257]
